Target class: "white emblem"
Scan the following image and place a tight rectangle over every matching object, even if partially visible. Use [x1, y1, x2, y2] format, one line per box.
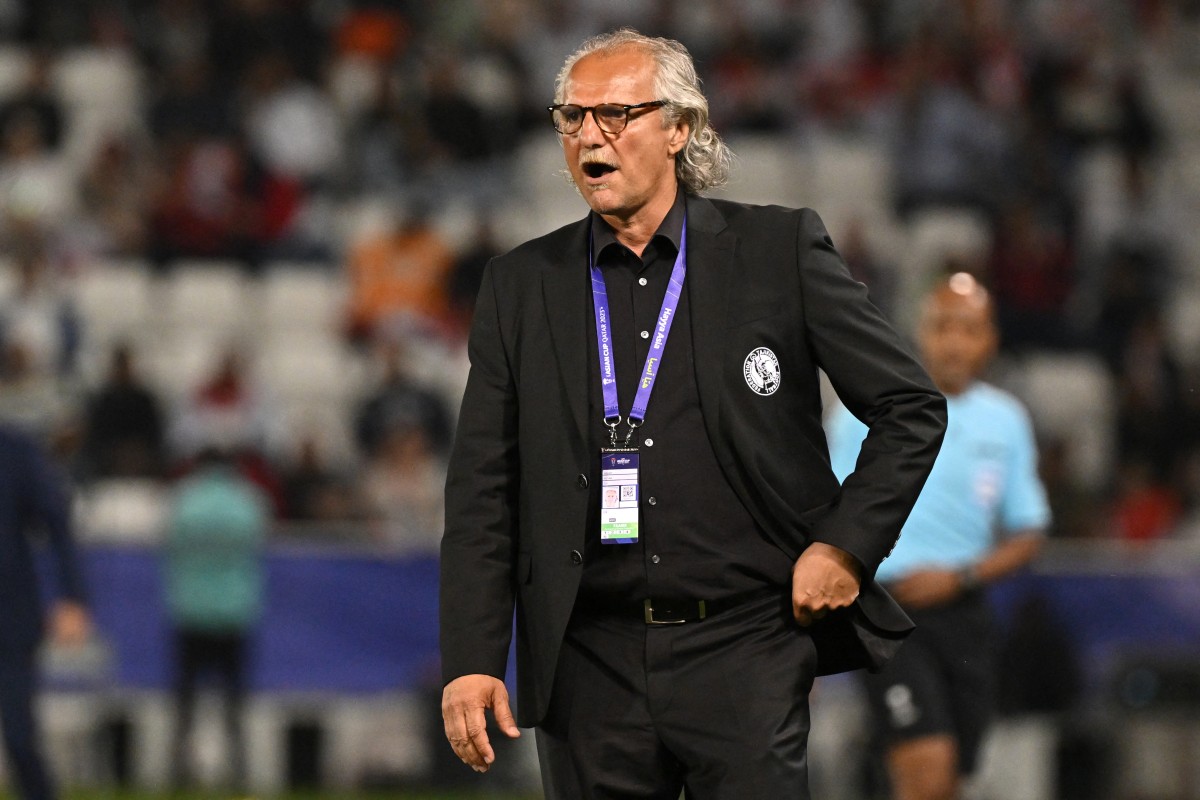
[743, 347, 781, 396]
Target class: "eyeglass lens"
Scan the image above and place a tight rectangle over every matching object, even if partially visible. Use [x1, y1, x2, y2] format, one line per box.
[553, 104, 631, 134]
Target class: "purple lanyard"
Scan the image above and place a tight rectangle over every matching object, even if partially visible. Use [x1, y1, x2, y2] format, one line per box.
[590, 218, 687, 443]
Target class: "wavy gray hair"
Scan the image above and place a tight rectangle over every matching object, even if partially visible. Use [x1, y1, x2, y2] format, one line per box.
[554, 28, 733, 194]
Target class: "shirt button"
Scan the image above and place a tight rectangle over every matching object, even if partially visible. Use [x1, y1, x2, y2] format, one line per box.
[577, 474, 588, 489]
[648, 496, 657, 506]
[570, 550, 583, 565]
[640, 330, 650, 339]
[651, 554, 660, 564]
[638, 277, 648, 286]
[644, 438, 654, 447]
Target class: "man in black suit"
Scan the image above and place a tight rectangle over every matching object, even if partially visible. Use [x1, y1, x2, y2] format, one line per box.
[440, 28, 946, 798]
[0, 425, 91, 800]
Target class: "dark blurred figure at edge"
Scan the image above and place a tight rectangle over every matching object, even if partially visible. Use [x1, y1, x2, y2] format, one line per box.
[0, 424, 91, 800]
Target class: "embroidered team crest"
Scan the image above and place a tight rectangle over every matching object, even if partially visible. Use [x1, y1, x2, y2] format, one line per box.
[743, 347, 781, 396]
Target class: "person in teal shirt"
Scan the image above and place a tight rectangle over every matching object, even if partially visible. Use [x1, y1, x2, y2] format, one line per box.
[163, 447, 268, 791]
[825, 273, 1049, 800]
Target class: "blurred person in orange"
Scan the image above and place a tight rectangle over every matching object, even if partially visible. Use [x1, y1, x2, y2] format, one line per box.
[344, 206, 455, 342]
[0, 424, 91, 800]
[826, 273, 1049, 800]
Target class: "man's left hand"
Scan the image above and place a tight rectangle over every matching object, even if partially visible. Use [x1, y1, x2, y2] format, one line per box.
[791, 543, 861, 626]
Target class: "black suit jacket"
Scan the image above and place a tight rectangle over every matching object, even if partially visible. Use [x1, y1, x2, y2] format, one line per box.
[441, 196, 947, 727]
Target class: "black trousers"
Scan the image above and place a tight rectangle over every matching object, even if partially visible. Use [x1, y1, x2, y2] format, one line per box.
[536, 590, 816, 800]
[0, 646, 55, 800]
[170, 629, 249, 789]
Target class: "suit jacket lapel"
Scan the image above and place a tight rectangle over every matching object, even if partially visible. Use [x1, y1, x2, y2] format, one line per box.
[685, 196, 735, 448]
[543, 219, 592, 450]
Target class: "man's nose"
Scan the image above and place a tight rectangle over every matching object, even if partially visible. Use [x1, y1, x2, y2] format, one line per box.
[578, 109, 607, 145]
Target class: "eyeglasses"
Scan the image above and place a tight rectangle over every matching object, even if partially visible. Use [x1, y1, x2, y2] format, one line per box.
[548, 100, 668, 135]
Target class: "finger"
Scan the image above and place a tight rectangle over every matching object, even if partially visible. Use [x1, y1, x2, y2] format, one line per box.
[493, 690, 521, 738]
[464, 705, 496, 767]
[793, 602, 813, 626]
[445, 708, 488, 771]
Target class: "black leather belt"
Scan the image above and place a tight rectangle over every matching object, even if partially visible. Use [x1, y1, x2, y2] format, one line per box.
[577, 587, 781, 626]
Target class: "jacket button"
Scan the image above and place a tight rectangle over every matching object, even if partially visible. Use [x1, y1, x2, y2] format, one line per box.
[577, 474, 588, 489]
[570, 550, 583, 565]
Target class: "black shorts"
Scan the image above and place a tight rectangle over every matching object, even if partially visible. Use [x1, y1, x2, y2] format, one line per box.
[861, 590, 996, 774]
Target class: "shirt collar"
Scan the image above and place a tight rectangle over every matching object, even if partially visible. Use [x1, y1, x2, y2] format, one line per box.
[590, 189, 686, 261]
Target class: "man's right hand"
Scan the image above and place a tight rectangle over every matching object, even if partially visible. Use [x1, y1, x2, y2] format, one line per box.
[441, 674, 521, 772]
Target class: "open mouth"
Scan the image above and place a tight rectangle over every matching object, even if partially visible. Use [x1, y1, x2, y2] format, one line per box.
[582, 162, 617, 180]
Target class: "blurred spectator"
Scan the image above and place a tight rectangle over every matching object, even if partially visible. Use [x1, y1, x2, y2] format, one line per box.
[72, 136, 154, 259]
[418, 55, 493, 165]
[0, 242, 81, 438]
[0, 105, 75, 247]
[886, 31, 1014, 221]
[280, 433, 361, 524]
[362, 421, 444, 552]
[134, 0, 212, 74]
[1113, 311, 1185, 480]
[0, 240, 81, 376]
[169, 346, 277, 462]
[1109, 458, 1182, 542]
[147, 136, 265, 270]
[0, 423, 92, 800]
[448, 214, 502, 325]
[0, 48, 65, 153]
[78, 342, 164, 481]
[987, 201, 1077, 350]
[208, 0, 325, 89]
[1039, 436, 1101, 539]
[240, 49, 343, 186]
[708, 26, 794, 132]
[163, 446, 268, 792]
[0, 333, 77, 439]
[354, 338, 452, 459]
[334, 7, 410, 63]
[344, 208, 455, 342]
[341, 64, 416, 195]
[148, 57, 236, 142]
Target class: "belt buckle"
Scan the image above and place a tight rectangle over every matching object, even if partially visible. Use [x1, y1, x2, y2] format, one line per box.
[643, 598, 705, 625]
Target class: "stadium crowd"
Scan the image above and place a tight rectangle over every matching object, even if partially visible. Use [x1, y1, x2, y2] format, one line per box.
[0, 0, 1198, 550]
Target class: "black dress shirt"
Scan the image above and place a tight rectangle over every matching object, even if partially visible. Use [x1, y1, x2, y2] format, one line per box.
[580, 192, 794, 603]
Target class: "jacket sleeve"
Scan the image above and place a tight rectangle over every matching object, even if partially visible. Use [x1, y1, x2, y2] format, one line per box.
[796, 208, 947, 576]
[26, 433, 87, 603]
[440, 261, 521, 684]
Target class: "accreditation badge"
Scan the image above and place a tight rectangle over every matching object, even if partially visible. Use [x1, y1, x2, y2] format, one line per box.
[599, 447, 639, 544]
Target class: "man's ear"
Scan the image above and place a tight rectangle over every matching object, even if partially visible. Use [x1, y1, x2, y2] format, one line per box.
[668, 119, 691, 157]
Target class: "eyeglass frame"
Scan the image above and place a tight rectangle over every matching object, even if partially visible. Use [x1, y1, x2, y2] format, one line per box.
[547, 100, 669, 135]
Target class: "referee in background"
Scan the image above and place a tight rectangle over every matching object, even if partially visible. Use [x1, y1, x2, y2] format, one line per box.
[825, 272, 1049, 800]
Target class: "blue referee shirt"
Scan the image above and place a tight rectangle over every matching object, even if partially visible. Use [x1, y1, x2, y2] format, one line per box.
[826, 381, 1050, 582]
